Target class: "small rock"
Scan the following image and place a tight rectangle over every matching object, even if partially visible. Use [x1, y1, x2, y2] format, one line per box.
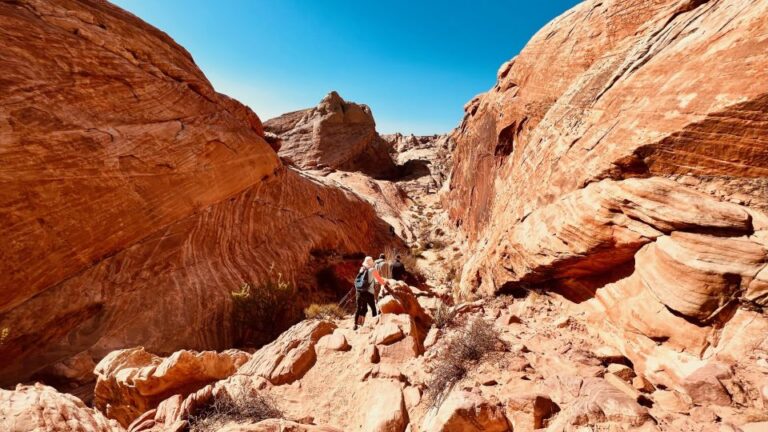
[505, 393, 559, 431]
[403, 386, 422, 409]
[606, 363, 635, 381]
[317, 332, 351, 352]
[374, 322, 405, 345]
[653, 390, 691, 413]
[363, 345, 380, 363]
[605, 372, 641, 401]
[690, 406, 718, 423]
[592, 345, 626, 364]
[632, 376, 655, 393]
[553, 316, 570, 328]
[370, 364, 407, 382]
[507, 356, 532, 372]
[496, 313, 523, 326]
[423, 391, 510, 432]
[378, 295, 407, 315]
[681, 362, 733, 406]
[511, 343, 530, 354]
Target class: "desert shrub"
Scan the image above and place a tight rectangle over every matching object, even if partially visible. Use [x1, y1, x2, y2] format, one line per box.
[189, 388, 282, 432]
[427, 317, 501, 406]
[304, 303, 346, 320]
[231, 268, 295, 347]
[433, 303, 457, 329]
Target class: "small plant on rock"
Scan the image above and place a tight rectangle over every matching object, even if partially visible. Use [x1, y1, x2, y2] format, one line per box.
[433, 303, 457, 329]
[427, 317, 501, 407]
[304, 303, 346, 320]
[188, 386, 283, 432]
[231, 266, 296, 347]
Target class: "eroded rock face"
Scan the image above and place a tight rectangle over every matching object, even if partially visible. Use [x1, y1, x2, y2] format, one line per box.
[449, 0, 768, 242]
[264, 91, 397, 178]
[0, 383, 124, 432]
[0, 0, 396, 385]
[448, 0, 768, 410]
[93, 347, 249, 426]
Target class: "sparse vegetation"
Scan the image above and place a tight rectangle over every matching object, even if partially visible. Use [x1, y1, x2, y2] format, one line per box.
[433, 303, 457, 329]
[188, 385, 283, 432]
[427, 317, 501, 406]
[304, 303, 346, 320]
[231, 267, 296, 347]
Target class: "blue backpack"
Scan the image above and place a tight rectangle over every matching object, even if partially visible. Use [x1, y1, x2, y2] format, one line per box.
[354, 267, 369, 291]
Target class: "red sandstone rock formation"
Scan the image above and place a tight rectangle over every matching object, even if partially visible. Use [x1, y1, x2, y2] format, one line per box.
[447, 0, 768, 415]
[264, 91, 397, 179]
[0, 383, 124, 432]
[93, 348, 249, 426]
[0, 0, 396, 386]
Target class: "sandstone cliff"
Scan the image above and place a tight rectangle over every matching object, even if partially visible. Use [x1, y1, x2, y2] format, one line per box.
[0, 0, 396, 387]
[447, 0, 768, 415]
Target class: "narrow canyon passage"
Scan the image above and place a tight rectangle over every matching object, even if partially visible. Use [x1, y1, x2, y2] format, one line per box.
[1, 0, 767, 431]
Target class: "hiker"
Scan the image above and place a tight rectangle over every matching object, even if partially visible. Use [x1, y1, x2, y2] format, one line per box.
[374, 253, 389, 297]
[354, 256, 388, 330]
[390, 255, 405, 281]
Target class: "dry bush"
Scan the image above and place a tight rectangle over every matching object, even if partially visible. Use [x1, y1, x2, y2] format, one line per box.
[427, 317, 501, 406]
[433, 303, 457, 329]
[188, 388, 282, 432]
[231, 268, 296, 347]
[304, 303, 346, 320]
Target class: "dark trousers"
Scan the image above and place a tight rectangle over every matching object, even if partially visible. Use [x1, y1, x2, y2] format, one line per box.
[355, 290, 377, 321]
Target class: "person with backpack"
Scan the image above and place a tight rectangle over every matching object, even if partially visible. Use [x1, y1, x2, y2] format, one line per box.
[374, 253, 389, 298]
[354, 256, 388, 330]
[390, 255, 405, 281]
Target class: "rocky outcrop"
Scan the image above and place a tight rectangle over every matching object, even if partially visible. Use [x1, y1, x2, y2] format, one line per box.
[448, 0, 768, 413]
[0, 0, 396, 385]
[236, 320, 336, 385]
[0, 383, 124, 432]
[264, 92, 397, 178]
[422, 391, 510, 432]
[93, 348, 249, 426]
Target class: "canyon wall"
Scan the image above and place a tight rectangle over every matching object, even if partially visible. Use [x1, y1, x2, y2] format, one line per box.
[0, 0, 395, 386]
[449, 0, 768, 398]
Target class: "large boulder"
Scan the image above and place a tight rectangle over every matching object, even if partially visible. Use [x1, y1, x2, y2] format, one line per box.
[0, 0, 395, 385]
[264, 91, 397, 178]
[547, 378, 651, 429]
[92, 348, 248, 426]
[236, 320, 336, 385]
[0, 383, 124, 432]
[422, 391, 510, 432]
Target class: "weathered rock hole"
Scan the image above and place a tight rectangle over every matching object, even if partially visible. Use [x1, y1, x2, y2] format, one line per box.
[495, 123, 516, 156]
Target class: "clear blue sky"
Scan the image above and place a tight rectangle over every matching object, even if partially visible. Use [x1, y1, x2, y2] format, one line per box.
[112, 0, 581, 134]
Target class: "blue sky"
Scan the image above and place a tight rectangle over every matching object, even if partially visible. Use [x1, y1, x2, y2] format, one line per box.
[113, 0, 581, 134]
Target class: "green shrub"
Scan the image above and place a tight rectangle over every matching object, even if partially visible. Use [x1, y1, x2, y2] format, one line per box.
[304, 303, 346, 320]
[231, 269, 295, 347]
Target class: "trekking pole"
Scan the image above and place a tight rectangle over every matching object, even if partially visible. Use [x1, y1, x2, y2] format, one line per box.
[338, 287, 355, 310]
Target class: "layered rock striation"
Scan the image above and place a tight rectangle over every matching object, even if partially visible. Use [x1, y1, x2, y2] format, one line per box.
[0, 0, 396, 386]
[448, 0, 768, 412]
